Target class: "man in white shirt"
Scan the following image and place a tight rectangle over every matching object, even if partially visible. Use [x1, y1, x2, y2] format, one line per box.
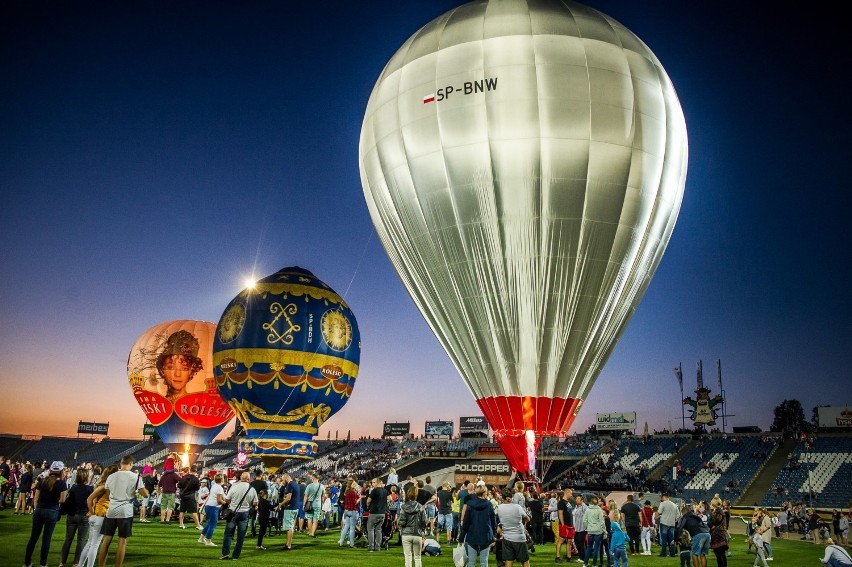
[98, 455, 148, 567]
[220, 470, 258, 560]
[656, 494, 680, 558]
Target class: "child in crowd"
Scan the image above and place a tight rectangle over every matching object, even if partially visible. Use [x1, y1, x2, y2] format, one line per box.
[255, 488, 272, 551]
[609, 520, 630, 567]
[678, 530, 692, 567]
[752, 533, 769, 567]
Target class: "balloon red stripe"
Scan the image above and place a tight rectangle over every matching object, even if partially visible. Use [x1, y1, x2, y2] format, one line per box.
[475, 395, 582, 473]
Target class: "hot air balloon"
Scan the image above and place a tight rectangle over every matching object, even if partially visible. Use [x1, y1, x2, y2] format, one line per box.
[213, 267, 360, 472]
[359, 0, 687, 475]
[128, 320, 234, 465]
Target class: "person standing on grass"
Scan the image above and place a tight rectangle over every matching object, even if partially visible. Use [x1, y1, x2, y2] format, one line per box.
[555, 488, 574, 563]
[459, 484, 497, 567]
[78, 465, 117, 567]
[496, 488, 531, 567]
[58, 468, 93, 567]
[176, 467, 201, 530]
[582, 495, 606, 566]
[708, 497, 729, 567]
[220, 470, 258, 560]
[157, 462, 179, 525]
[97, 455, 148, 567]
[277, 471, 300, 551]
[573, 493, 588, 561]
[620, 494, 642, 556]
[436, 481, 454, 544]
[303, 472, 324, 538]
[398, 484, 427, 567]
[366, 477, 389, 552]
[656, 494, 680, 557]
[255, 486, 272, 550]
[199, 473, 226, 547]
[754, 508, 774, 561]
[609, 520, 630, 567]
[640, 499, 654, 555]
[23, 461, 67, 567]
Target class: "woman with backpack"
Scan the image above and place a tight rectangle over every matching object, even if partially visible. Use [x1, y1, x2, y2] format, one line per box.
[398, 484, 427, 567]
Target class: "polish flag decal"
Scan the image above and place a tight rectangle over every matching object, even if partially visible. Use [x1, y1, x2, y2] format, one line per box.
[423, 93, 435, 104]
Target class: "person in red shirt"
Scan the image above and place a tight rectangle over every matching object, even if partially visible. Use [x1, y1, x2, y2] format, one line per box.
[337, 478, 361, 548]
[640, 500, 655, 555]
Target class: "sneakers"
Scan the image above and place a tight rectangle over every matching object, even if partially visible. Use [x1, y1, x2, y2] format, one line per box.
[198, 537, 206, 544]
[196, 525, 203, 530]
[555, 558, 563, 563]
[179, 525, 187, 529]
[205, 540, 217, 547]
[256, 546, 267, 551]
[220, 555, 231, 560]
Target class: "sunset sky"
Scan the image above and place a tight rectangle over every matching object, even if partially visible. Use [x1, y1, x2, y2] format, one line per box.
[1, 0, 848, 442]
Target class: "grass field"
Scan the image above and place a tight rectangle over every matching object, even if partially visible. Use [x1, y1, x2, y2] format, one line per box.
[0, 512, 835, 567]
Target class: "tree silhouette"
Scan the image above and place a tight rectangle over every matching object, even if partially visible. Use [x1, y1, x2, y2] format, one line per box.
[769, 399, 813, 438]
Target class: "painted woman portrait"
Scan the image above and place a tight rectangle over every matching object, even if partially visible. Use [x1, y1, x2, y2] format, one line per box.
[156, 330, 204, 403]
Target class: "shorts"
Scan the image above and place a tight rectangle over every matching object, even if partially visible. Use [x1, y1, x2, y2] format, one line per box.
[281, 509, 298, 531]
[438, 512, 453, 532]
[501, 540, 530, 562]
[690, 532, 710, 556]
[139, 496, 150, 507]
[160, 493, 176, 512]
[179, 497, 197, 513]
[304, 505, 322, 521]
[425, 504, 436, 519]
[100, 517, 133, 538]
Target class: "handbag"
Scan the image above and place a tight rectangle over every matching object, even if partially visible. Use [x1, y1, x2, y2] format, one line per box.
[559, 524, 575, 539]
[304, 485, 317, 513]
[222, 484, 250, 522]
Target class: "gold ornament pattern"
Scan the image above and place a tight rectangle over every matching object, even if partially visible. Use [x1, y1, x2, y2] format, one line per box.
[218, 304, 246, 344]
[263, 302, 300, 345]
[321, 309, 352, 352]
[228, 399, 331, 433]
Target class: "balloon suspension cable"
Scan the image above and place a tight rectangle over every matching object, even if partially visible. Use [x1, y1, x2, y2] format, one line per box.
[341, 226, 375, 301]
[252, 227, 374, 445]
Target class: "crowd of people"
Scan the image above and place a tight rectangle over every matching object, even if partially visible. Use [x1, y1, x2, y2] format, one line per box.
[3, 450, 852, 567]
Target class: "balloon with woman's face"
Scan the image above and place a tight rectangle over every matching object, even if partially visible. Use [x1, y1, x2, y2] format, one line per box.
[128, 320, 234, 460]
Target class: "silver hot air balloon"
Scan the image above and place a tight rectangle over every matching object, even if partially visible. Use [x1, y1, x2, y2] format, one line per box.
[359, 0, 687, 474]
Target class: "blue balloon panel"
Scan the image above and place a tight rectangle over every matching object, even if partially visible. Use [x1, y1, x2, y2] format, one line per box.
[213, 267, 360, 470]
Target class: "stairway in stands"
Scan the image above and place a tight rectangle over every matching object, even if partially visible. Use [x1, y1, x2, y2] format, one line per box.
[737, 436, 797, 506]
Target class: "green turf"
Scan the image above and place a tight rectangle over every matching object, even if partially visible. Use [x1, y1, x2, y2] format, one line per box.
[0, 512, 837, 567]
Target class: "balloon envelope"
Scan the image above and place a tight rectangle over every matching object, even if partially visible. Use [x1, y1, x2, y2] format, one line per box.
[213, 266, 360, 471]
[359, 0, 687, 472]
[128, 320, 234, 460]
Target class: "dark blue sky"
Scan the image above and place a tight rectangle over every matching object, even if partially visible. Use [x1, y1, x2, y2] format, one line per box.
[1, 1, 849, 439]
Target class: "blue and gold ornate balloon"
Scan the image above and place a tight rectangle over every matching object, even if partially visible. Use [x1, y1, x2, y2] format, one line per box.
[213, 266, 359, 471]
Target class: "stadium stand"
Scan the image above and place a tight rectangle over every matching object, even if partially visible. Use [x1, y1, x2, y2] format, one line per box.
[667, 434, 778, 503]
[761, 435, 852, 509]
[19, 436, 95, 466]
[72, 439, 145, 466]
